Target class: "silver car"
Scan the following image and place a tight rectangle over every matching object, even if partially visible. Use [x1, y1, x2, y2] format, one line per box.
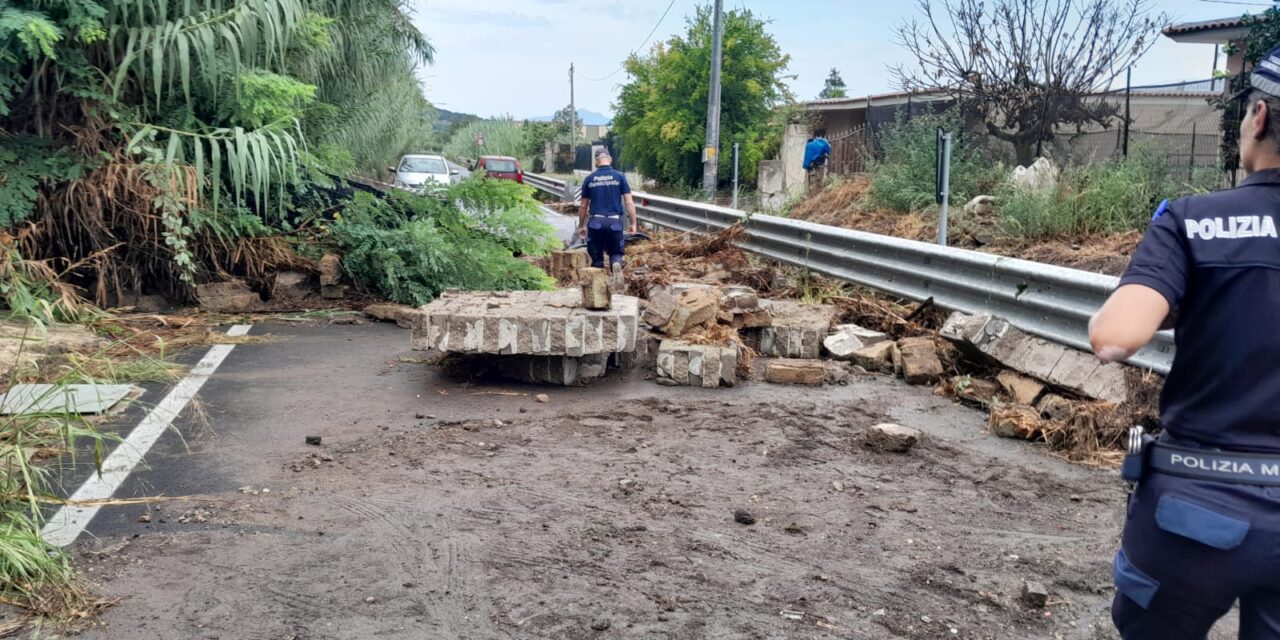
[391, 154, 458, 190]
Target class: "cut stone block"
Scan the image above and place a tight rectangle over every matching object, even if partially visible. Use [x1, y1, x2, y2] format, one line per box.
[664, 288, 720, 336]
[273, 271, 313, 299]
[727, 307, 772, 329]
[196, 280, 260, 312]
[656, 340, 738, 388]
[757, 300, 837, 359]
[852, 341, 896, 373]
[413, 289, 639, 356]
[997, 370, 1046, 405]
[319, 253, 345, 300]
[549, 250, 590, 281]
[642, 286, 678, 328]
[990, 404, 1042, 439]
[580, 268, 611, 310]
[824, 324, 889, 360]
[940, 312, 1129, 404]
[866, 423, 921, 453]
[720, 285, 759, 311]
[897, 337, 944, 385]
[955, 377, 1001, 408]
[495, 354, 610, 386]
[364, 304, 420, 329]
[1037, 393, 1074, 422]
[764, 359, 827, 385]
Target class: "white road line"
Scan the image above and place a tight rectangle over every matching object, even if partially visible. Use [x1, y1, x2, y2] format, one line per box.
[41, 324, 253, 547]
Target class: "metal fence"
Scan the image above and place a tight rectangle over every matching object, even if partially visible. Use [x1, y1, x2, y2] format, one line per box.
[524, 171, 1175, 375]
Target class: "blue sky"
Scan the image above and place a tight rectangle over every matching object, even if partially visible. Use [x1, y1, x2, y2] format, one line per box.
[411, 0, 1246, 119]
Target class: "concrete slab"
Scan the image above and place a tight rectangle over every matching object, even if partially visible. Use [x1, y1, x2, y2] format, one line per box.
[0, 384, 138, 415]
[412, 289, 639, 356]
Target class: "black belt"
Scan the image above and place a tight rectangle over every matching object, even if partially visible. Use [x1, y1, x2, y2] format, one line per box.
[1148, 441, 1280, 486]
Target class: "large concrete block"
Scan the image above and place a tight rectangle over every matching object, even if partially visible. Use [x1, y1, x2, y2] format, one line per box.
[413, 290, 638, 356]
[941, 312, 1128, 404]
[656, 340, 738, 388]
[496, 354, 610, 386]
[580, 268, 611, 310]
[756, 300, 837, 359]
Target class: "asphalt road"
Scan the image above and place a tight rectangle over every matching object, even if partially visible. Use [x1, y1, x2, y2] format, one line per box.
[539, 204, 578, 246]
[51, 321, 1243, 639]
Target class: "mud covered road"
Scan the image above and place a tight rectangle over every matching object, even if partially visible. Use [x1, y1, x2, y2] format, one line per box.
[63, 322, 1236, 639]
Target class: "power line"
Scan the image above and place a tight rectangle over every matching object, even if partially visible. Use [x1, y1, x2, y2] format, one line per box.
[1193, 0, 1274, 6]
[581, 0, 680, 82]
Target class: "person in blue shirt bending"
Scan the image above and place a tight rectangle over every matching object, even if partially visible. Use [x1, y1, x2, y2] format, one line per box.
[803, 130, 832, 189]
[578, 149, 638, 286]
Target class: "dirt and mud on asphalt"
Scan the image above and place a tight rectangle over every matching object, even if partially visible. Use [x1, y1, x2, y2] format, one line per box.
[52, 320, 1189, 640]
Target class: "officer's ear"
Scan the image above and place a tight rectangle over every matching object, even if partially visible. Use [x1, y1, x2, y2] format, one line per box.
[1248, 98, 1271, 142]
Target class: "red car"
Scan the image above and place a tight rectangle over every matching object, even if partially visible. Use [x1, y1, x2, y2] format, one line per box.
[477, 155, 524, 184]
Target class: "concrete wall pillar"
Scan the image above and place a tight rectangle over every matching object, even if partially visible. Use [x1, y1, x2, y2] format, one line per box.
[780, 123, 809, 200]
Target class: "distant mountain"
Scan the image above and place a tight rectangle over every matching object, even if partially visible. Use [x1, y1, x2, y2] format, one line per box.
[528, 109, 611, 126]
[432, 108, 479, 133]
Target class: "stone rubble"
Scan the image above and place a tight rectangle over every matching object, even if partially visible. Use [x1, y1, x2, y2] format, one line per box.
[823, 324, 888, 360]
[866, 423, 922, 453]
[941, 312, 1129, 404]
[580, 268, 612, 310]
[763, 359, 827, 385]
[318, 253, 345, 300]
[896, 337, 945, 385]
[754, 300, 837, 359]
[656, 340, 738, 388]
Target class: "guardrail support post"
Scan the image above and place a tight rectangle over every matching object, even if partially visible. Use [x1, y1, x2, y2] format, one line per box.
[938, 133, 952, 247]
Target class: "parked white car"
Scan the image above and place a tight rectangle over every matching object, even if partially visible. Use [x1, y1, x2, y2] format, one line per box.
[390, 154, 458, 190]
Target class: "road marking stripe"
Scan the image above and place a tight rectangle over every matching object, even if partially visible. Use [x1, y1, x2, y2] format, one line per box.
[41, 324, 253, 547]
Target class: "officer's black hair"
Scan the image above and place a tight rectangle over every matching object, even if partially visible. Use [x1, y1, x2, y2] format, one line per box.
[814, 129, 827, 138]
[1246, 90, 1280, 152]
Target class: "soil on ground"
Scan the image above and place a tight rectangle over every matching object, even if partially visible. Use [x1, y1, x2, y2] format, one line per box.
[786, 177, 1141, 276]
[56, 322, 1192, 639]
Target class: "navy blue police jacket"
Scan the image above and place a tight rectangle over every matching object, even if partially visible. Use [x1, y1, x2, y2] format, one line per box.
[579, 168, 631, 216]
[1121, 168, 1280, 453]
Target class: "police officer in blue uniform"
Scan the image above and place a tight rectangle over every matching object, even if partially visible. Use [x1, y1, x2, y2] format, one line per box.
[1090, 46, 1280, 639]
[578, 149, 638, 285]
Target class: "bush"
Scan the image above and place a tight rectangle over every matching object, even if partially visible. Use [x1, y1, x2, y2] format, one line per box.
[330, 180, 556, 306]
[868, 110, 999, 212]
[997, 145, 1221, 238]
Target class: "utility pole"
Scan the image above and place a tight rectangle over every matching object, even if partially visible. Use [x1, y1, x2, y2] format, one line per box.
[701, 0, 725, 201]
[569, 63, 576, 169]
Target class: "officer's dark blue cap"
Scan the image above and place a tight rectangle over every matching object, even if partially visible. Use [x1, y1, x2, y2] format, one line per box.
[1235, 45, 1280, 102]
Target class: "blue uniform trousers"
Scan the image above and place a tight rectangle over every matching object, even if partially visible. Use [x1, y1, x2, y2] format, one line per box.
[586, 215, 625, 268]
[1113, 438, 1280, 638]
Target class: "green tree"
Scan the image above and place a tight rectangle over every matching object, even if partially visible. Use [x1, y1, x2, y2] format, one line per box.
[612, 5, 793, 187]
[1215, 8, 1280, 174]
[819, 68, 847, 99]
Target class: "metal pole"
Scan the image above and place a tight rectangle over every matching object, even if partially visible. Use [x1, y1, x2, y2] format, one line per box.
[1212, 45, 1221, 92]
[569, 63, 576, 170]
[731, 142, 740, 209]
[1189, 121, 1197, 182]
[701, 0, 725, 201]
[1123, 67, 1131, 158]
[938, 133, 952, 246]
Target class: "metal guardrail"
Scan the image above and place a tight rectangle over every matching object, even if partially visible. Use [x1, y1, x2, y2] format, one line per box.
[524, 172, 1174, 375]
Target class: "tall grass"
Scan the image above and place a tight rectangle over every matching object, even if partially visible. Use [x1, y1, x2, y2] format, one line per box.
[868, 109, 1002, 213]
[441, 120, 531, 166]
[997, 145, 1221, 238]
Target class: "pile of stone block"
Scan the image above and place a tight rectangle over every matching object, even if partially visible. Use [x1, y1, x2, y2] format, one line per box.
[751, 300, 837, 359]
[656, 341, 738, 388]
[412, 288, 640, 386]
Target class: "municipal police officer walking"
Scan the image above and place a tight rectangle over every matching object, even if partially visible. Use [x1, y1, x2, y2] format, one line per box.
[578, 149, 638, 286]
[1091, 48, 1280, 639]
